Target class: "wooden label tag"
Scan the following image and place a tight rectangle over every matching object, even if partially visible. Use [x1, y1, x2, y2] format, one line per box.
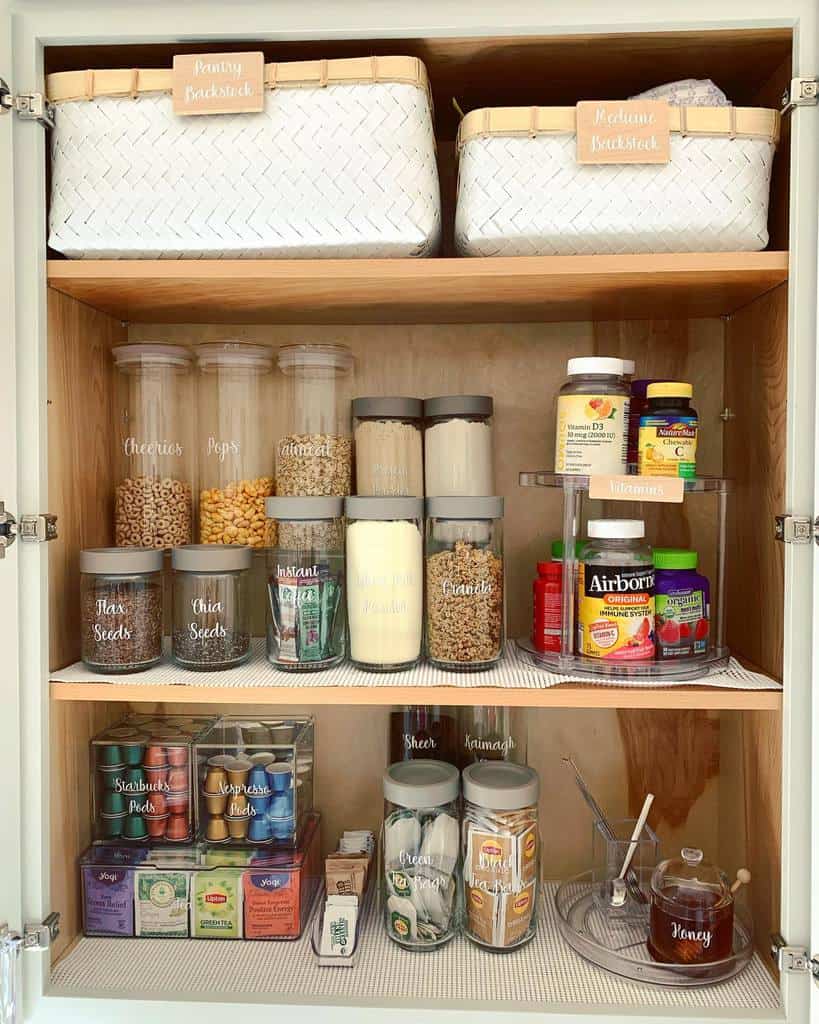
[588, 475, 684, 503]
[575, 99, 670, 164]
[172, 52, 265, 116]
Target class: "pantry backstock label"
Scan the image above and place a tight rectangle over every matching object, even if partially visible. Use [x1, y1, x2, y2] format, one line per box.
[588, 475, 684, 503]
[172, 52, 265, 116]
[575, 100, 670, 165]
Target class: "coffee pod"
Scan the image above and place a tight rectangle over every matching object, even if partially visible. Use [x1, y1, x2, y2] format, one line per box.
[99, 764, 127, 792]
[146, 813, 170, 839]
[98, 745, 124, 768]
[268, 792, 293, 818]
[227, 794, 249, 817]
[269, 724, 296, 745]
[166, 814, 190, 842]
[166, 791, 189, 815]
[145, 792, 167, 816]
[248, 816, 273, 843]
[249, 752, 276, 767]
[145, 766, 169, 788]
[143, 745, 168, 768]
[121, 744, 144, 767]
[102, 791, 127, 816]
[208, 754, 234, 768]
[102, 815, 125, 839]
[226, 757, 252, 789]
[269, 815, 295, 841]
[123, 814, 148, 840]
[204, 765, 228, 794]
[167, 746, 189, 767]
[207, 816, 230, 843]
[204, 791, 228, 816]
[226, 815, 250, 840]
[266, 762, 292, 793]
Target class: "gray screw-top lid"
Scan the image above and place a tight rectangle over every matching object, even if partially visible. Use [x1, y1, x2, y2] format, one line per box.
[171, 545, 252, 572]
[424, 395, 493, 419]
[383, 760, 460, 809]
[80, 547, 164, 574]
[352, 396, 423, 419]
[426, 496, 504, 519]
[345, 496, 423, 521]
[265, 496, 343, 521]
[462, 762, 540, 810]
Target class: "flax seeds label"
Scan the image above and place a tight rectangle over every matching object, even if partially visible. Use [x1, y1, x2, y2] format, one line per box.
[638, 415, 698, 478]
[555, 394, 629, 475]
[578, 562, 655, 659]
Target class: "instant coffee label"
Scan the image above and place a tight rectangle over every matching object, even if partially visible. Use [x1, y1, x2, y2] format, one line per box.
[578, 562, 655, 660]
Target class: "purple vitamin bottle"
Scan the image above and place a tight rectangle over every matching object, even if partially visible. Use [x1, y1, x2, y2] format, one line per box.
[653, 549, 710, 659]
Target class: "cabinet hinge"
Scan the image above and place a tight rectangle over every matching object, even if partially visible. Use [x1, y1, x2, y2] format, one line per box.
[0, 913, 60, 953]
[771, 933, 819, 977]
[0, 77, 54, 129]
[0, 503, 58, 558]
[774, 514, 818, 545]
[781, 76, 819, 114]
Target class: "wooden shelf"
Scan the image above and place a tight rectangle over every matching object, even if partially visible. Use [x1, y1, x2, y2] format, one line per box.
[46, 252, 789, 325]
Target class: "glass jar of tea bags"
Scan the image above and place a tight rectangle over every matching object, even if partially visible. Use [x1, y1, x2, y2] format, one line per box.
[80, 548, 164, 673]
[383, 760, 460, 949]
[265, 497, 345, 671]
[462, 762, 540, 951]
[457, 707, 527, 770]
[353, 396, 424, 497]
[171, 546, 251, 671]
[389, 706, 459, 766]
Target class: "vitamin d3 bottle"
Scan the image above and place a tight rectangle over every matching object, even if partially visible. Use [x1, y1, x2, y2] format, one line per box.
[554, 358, 629, 476]
[577, 520, 655, 661]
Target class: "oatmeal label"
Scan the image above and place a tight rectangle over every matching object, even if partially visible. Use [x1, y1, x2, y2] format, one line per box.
[576, 100, 670, 165]
[173, 52, 265, 116]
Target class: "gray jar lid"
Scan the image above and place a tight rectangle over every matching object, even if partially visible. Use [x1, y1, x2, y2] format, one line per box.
[345, 496, 424, 521]
[80, 547, 164, 574]
[462, 762, 540, 811]
[424, 395, 493, 419]
[265, 496, 343, 521]
[426, 496, 504, 519]
[352, 396, 423, 419]
[383, 760, 460, 809]
[171, 545, 252, 572]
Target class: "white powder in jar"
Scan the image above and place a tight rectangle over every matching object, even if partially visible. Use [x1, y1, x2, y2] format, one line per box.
[425, 419, 494, 497]
[354, 419, 424, 497]
[346, 519, 423, 668]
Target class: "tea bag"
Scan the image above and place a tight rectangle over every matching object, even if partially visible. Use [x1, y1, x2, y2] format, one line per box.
[384, 810, 421, 868]
[419, 812, 459, 875]
[387, 894, 418, 942]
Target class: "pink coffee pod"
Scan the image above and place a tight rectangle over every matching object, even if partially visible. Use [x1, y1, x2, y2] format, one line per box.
[143, 746, 168, 768]
[145, 792, 167, 816]
[167, 746, 189, 767]
[145, 814, 169, 839]
[165, 814, 189, 842]
[166, 792, 189, 814]
[144, 766, 169, 788]
[167, 767, 188, 792]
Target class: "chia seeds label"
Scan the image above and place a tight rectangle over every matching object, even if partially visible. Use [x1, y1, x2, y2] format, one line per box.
[638, 414, 698, 477]
[555, 394, 629, 475]
[578, 562, 655, 659]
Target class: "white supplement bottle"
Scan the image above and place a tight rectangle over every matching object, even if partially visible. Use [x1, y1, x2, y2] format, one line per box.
[554, 358, 629, 475]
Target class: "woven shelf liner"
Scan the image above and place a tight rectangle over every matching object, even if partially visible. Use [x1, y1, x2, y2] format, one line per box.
[50, 640, 781, 691]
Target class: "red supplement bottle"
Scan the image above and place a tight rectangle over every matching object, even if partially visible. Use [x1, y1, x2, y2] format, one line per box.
[533, 561, 563, 653]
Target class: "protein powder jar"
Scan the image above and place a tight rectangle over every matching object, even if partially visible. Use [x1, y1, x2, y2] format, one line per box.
[577, 520, 655, 661]
[554, 358, 629, 476]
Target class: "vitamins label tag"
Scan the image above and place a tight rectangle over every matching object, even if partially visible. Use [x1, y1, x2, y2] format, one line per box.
[578, 563, 655, 660]
[555, 394, 629, 475]
[589, 475, 684, 503]
[575, 100, 670, 164]
[173, 52, 265, 116]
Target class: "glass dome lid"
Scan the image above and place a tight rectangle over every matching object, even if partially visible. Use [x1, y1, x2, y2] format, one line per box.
[651, 847, 732, 910]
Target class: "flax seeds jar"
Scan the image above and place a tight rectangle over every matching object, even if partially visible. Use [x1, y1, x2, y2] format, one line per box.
[554, 358, 629, 476]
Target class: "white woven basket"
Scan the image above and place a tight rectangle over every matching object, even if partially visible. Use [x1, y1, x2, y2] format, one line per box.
[47, 57, 441, 259]
[455, 105, 780, 257]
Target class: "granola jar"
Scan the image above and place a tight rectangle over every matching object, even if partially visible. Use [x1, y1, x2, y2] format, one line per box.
[195, 342, 275, 547]
[113, 344, 195, 549]
[276, 344, 354, 496]
[425, 497, 504, 671]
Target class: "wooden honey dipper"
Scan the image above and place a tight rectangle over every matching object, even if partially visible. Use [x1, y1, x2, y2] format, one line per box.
[730, 868, 752, 894]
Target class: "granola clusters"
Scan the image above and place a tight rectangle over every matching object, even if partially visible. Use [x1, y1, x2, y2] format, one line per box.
[115, 475, 192, 548]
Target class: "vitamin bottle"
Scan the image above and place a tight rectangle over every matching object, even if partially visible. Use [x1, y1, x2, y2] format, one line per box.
[577, 520, 655, 661]
[653, 548, 710, 659]
[532, 561, 562, 653]
[638, 383, 698, 478]
[554, 358, 629, 476]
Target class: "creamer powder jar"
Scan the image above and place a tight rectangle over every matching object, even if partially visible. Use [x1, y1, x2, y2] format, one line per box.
[554, 358, 629, 475]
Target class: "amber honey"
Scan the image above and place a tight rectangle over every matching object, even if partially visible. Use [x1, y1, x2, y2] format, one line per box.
[648, 885, 734, 964]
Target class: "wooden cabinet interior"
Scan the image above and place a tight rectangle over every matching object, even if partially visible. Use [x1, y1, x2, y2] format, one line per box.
[43, 25, 790, 1001]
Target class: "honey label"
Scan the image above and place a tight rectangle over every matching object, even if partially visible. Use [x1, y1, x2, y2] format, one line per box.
[172, 52, 265, 116]
[578, 562, 655, 660]
[638, 416, 698, 478]
[576, 100, 670, 165]
[555, 394, 629, 475]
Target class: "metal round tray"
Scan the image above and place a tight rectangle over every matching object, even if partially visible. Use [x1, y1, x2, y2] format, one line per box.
[555, 872, 754, 987]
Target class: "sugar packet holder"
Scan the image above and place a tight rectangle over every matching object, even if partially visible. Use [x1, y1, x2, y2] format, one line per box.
[311, 884, 368, 967]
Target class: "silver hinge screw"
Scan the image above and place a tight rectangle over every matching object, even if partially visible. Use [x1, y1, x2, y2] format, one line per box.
[771, 933, 819, 977]
[774, 514, 817, 545]
[0, 78, 55, 128]
[781, 76, 819, 114]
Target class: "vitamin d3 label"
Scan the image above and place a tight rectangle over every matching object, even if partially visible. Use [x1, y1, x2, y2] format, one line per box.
[555, 394, 629, 475]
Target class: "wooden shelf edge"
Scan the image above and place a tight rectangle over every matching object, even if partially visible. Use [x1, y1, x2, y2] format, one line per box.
[49, 679, 782, 710]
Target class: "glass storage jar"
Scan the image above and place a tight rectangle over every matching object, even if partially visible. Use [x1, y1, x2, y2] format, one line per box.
[462, 762, 540, 951]
[171, 545, 252, 671]
[345, 497, 424, 671]
[195, 342, 275, 548]
[554, 357, 630, 476]
[352, 396, 423, 497]
[113, 344, 195, 549]
[425, 496, 504, 671]
[276, 344, 354, 496]
[389, 706, 459, 765]
[457, 706, 527, 770]
[383, 760, 460, 949]
[80, 548, 164, 673]
[424, 395, 494, 497]
[264, 496, 346, 671]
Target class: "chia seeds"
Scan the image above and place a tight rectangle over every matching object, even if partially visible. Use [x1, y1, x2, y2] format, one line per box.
[171, 629, 251, 670]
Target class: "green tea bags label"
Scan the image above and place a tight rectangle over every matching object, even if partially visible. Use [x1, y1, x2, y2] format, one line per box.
[191, 870, 243, 939]
[134, 872, 189, 937]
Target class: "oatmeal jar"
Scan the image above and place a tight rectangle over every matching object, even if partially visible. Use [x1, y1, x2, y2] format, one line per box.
[264, 496, 346, 671]
[352, 396, 423, 497]
[80, 548, 164, 673]
[425, 497, 504, 671]
[195, 342, 275, 548]
[113, 344, 195, 549]
[424, 395, 494, 497]
[383, 759, 461, 949]
[171, 545, 252, 671]
[276, 344, 354, 496]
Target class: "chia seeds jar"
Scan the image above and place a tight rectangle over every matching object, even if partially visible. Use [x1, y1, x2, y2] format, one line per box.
[276, 344, 353, 496]
[383, 760, 460, 949]
[113, 344, 195, 549]
[425, 497, 504, 671]
[171, 545, 252, 670]
[265, 497, 345, 671]
[80, 547, 163, 674]
[424, 395, 494, 497]
[462, 762, 540, 951]
[345, 497, 424, 671]
[195, 342, 275, 548]
[353, 396, 424, 497]
[554, 357, 629, 476]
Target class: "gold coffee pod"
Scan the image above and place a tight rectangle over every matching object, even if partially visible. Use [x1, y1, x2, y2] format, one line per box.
[227, 794, 249, 816]
[226, 815, 249, 839]
[206, 816, 230, 842]
[204, 791, 229, 816]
